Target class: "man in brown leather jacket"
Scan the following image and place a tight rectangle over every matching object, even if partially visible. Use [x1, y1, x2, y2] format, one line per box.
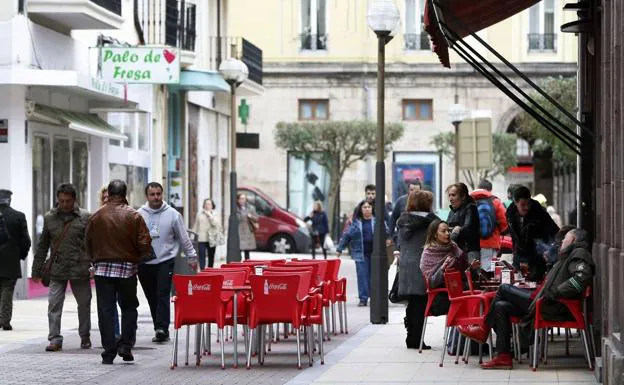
[85, 179, 151, 365]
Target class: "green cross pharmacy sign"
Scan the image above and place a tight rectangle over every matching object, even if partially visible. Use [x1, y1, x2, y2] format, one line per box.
[99, 47, 180, 84]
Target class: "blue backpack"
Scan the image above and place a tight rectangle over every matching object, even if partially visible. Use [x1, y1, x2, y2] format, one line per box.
[476, 197, 497, 239]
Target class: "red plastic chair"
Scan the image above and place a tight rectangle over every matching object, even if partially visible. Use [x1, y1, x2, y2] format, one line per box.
[333, 272, 348, 334]
[245, 274, 310, 369]
[532, 286, 593, 371]
[440, 270, 493, 367]
[419, 275, 449, 353]
[171, 274, 228, 369]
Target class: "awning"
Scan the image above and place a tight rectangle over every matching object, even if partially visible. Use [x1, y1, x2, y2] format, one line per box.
[167, 70, 230, 93]
[29, 103, 127, 141]
[424, 0, 540, 68]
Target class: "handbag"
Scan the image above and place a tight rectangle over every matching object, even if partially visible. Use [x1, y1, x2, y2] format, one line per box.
[247, 217, 259, 234]
[41, 219, 74, 287]
[388, 267, 408, 304]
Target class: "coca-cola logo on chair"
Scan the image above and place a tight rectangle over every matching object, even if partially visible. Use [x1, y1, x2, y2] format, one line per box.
[269, 283, 288, 290]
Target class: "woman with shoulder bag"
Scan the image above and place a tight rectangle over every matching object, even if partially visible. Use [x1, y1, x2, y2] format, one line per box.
[236, 193, 258, 260]
[192, 198, 224, 269]
[304, 201, 329, 259]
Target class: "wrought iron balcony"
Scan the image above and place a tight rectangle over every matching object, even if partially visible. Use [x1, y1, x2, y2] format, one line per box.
[528, 33, 557, 52]
[404, 33, 431, 51]
[300, 33, 328, 51]
[209, 37, 263, 86]
[138, 0, 197, 64]
[26, 0, 123, 30]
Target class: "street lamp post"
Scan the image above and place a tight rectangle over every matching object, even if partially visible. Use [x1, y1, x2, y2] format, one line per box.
[219, 58, 249, 263]
[367, 0, 399, 325]
[448, 96, 467, 182]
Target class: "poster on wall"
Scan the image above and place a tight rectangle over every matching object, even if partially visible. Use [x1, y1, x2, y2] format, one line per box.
[392, 152, 442, 210]
[287, 152, 331, 219]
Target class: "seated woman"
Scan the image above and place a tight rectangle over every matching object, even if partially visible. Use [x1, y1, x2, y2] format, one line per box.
[420, 219, 467, 290]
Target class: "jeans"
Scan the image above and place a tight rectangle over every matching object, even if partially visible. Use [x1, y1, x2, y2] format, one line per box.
[47, 279, 92, 344]
[355, 255, 371, 303]
[0, 278, 17, 326]
[138, 258, 175, 333]
[95, 275, 139, 361]
[486, 283, 532, 353]
[198, 242, 216, 269]
[481, 248, 497, 272]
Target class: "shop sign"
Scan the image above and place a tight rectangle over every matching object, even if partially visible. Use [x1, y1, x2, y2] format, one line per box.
[0, 119, 7, 143]
[99, 47, 180, 84]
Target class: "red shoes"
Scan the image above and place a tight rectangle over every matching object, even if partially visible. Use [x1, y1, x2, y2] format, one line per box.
[458, 324, 490, 344]
[481, 352, 513, 369]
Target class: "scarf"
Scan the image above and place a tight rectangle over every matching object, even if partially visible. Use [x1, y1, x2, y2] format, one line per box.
[420, 242, 465, 279]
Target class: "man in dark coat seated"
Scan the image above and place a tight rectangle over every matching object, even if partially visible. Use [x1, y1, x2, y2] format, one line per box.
[460, 227, 595, 369]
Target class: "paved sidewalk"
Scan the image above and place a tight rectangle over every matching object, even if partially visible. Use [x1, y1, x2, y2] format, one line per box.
[0, 252, 600, 385]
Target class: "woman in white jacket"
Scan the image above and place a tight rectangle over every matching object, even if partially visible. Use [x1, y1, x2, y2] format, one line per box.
[192, 198, 224, 269]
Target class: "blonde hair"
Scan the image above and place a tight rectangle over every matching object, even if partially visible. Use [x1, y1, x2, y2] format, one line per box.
[99, 184, 108, 206]
[313, 200, 323, 211]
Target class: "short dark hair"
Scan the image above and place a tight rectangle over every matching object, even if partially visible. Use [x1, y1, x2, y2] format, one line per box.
[203, 198, 216, 210]
[355, 200, 375, 219]
[108, 179, 127, 198]
[405, 179, 422, 188]
[144, 182, 164, 196]
[56, 183, 77, 200]
[507, 184, 519, 196]
[446, 182, 469, 199]
[478, 179, 493, 191]
[513, 185, 532, 202]
[365, 184, 376, 192]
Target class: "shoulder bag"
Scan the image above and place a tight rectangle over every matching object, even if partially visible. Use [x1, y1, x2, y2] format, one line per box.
[41, 219, 73, 287]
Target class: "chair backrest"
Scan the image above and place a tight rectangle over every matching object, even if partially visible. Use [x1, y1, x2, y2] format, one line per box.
[325, 259, 341, 281]
[172, 274, 225, 328]
[444, 270, 464, 299]
[248, 274, 303, 328]
[263, 270, 313, 299]
[199, 269, 248, 288]
[274, 262, 321, 285]
[289, 260, 328, 283]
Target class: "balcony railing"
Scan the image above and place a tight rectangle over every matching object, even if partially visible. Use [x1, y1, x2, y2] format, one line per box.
[91, 0, 121, 16]
[300, 33, 328, 51]
[138, 0, 196, 52]
[404, 33, 431, 51]
[209, 36, 263, 85]
[528, 33, 557, 52]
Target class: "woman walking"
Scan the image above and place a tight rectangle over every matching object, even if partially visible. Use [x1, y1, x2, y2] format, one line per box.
[192, 198, 224, 269]
[336, 201, 388, 306]
[236, 193, 258, 260]
[304, 201, 329, 259]
[395, 190, 437, 349]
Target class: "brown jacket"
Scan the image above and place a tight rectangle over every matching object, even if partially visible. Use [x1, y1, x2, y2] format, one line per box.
[85, 197, 152, 263]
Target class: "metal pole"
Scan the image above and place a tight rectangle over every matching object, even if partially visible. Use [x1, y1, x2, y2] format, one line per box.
[454, 121, 460, 182]
[371, 33, 388, 325]
[226, 82, 241, 262]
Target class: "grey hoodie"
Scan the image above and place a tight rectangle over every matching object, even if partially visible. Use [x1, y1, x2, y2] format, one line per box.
[138, 201, 197, 264]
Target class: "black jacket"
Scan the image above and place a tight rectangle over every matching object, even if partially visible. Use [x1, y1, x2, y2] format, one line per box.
[447, 197, 480, 254]
[389, 194, 408, 243]
[507, 199, 559, 281]
[0, 204, 32, 279]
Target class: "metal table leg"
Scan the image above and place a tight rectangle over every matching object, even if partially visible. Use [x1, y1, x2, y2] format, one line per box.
[233, 291, 239, 368]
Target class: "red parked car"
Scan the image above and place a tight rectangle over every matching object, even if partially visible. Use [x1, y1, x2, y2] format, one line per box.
[237, 186, 312, 254]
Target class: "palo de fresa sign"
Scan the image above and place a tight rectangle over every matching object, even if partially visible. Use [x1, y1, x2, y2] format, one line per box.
[99, 47, 180, 84]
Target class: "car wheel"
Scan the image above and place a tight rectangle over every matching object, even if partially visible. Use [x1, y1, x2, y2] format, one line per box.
[269, 234, 295, 254]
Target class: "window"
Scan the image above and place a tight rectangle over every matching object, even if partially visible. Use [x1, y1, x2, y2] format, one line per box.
[404, 0, 430, 51]
[72, 140, 89, 207]
[516, 138, 532, 157]
[107, 112, 150, 151]
[53, 137, 71, 191]
[528, 0, 556, 51]
[299, 99, 329, 120]
[402, 99, 433, 120]
[109, 163, 149, 209]
[301, 0, 327, 50]
[32, 135, 51, 247]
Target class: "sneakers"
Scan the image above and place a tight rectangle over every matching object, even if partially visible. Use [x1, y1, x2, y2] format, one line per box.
[152, 329, 170, 343]
[1, 323, 12, 331]
[357, 301, 367, 307]
[118, 346, 134, 362]
[80, 338, 92, 349]
[481, 352, 513, 369]
[45, 343, 62, 352]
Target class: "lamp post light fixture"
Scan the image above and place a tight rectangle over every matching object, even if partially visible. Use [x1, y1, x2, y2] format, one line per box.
[219, 57, 249, 263]
[367, 0, 399, 325]
[448, 96, 467, 182]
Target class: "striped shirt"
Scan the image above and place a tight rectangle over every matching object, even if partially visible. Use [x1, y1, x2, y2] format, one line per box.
[94, 262, 138, 279]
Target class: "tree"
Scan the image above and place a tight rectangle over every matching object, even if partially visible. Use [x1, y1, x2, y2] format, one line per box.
[274, 120, 405, 233]
[430, 131, 518, 189]
[513, 76, 577, 165]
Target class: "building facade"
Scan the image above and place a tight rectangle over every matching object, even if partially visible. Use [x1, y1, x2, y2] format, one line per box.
[227, 0, 578, 227]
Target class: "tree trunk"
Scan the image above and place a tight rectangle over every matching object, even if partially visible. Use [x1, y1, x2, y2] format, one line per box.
[533, 147, 554, 204]
[326, 165, 341, 237]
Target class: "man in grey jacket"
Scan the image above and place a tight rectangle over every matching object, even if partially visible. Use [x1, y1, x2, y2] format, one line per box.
[138, 182, 197, 343]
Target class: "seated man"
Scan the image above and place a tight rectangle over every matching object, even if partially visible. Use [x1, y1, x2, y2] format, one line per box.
[460, 227, 595, 369]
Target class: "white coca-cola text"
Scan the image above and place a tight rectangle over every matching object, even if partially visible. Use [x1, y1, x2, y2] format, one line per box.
[268, 283, 288, 290]
[191, 284, 211, 291]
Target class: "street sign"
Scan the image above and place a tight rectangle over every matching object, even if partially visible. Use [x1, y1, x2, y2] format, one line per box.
[99, 47, 180, 84]
[457, 117, 493, 171]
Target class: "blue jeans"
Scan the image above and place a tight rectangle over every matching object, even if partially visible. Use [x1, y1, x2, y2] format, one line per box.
[355, 255, 371, 303]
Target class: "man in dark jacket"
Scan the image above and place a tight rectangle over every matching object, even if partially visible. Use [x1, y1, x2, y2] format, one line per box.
[389, 179, 422, 244]
[446, 183, 481, 262]
[463, 227, 594, 369]
[0, 190, 31, 331]
[506, 185, 559, 282]
[31, 183, 92, 352]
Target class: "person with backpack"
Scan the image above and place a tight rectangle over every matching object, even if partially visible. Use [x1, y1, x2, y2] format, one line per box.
[0, 189, 31, 331]
[470, 179, 508, 272]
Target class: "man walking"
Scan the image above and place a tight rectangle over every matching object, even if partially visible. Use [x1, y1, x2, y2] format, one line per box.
[86, 180, 152, 364]
[389, 179, 422, 243]
[138, 182, 197, 343]
[0, 189, 31, 331]
[31, 183, 92, 351]
[470, 179, 508, 272]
